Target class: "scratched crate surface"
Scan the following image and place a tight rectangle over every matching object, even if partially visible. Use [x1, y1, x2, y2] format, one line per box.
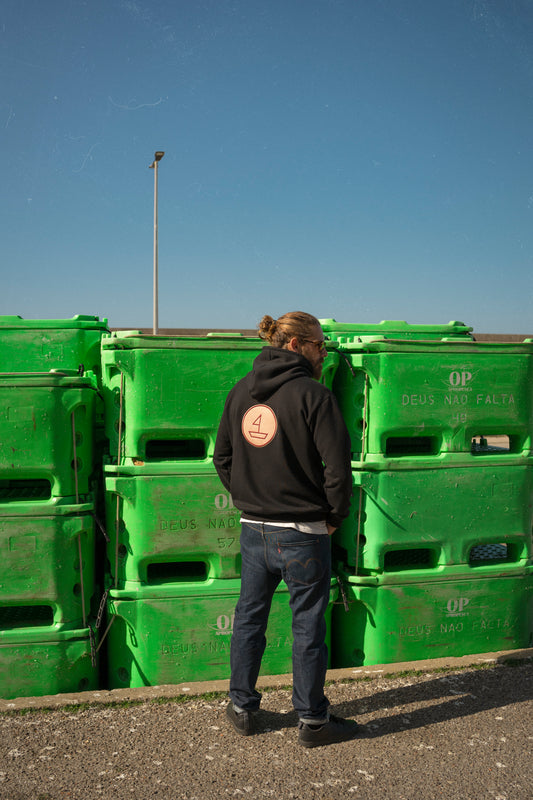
[104, 463, 241, 585]
[333, 568, 533, 667]
[334, 462, 533, 575]
[320, 318, 474, 341]
[332, 339, 533, 458]
[0, 373, 98, 499]
[106, 580, 337, 687]
[0, 507, 96, 634]
[0, 627, 97, 700]
[100, 332, 340, 463]
[0, 314, 109, 377]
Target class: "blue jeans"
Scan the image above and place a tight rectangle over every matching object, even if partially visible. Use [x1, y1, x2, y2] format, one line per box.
[229, 522, 332, 723]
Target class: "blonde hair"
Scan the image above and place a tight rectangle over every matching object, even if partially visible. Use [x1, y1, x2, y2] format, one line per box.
[257, 311, 321, 348]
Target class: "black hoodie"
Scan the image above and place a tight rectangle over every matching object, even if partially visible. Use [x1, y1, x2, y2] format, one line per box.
[213, 347, 352, 528]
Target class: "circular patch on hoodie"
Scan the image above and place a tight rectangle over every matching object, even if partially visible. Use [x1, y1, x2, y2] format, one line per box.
[241, 404, 277, 448]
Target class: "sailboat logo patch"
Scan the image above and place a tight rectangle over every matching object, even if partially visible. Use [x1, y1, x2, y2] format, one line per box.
[241, 405, 277, 448]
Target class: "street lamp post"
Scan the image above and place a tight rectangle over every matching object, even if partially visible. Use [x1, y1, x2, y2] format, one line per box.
[149, 150, 165, 335]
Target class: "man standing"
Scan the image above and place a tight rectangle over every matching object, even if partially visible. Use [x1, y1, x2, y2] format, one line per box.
[214, 311, 364, 747]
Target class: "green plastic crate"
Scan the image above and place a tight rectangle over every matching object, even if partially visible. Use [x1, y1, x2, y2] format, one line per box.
[106, 579, 338, 688]
[0, 371, 97, 499]
[332, 568, 533, 667]
[0, 315, 109, 378]
[0, 626, 97, 700]
[332, 338, 533, 458]
[101, 332, 340, 463]
[0, 504, 96, 633]
[334, 462, 533, 575]
[104, 463, 242, 586]
[320, 318, 474, 342]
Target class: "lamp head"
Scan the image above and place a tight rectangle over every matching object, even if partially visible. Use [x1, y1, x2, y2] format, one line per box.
[149, 151, 165, 168]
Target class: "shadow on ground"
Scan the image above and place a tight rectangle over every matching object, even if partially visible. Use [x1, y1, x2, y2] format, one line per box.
[251, 663, 533, 738]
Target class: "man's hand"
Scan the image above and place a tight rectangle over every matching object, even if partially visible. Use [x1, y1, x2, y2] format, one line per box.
[327, 523, 337, 536]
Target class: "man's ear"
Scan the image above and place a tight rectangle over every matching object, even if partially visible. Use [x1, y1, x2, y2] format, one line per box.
[287, 336, 300, 353]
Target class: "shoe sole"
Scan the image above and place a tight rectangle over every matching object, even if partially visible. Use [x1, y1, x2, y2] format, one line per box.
[299, 735, 360, 748]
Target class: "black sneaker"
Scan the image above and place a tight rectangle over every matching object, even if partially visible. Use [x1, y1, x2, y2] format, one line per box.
[298, 714, 367, 748]
[226, 703, 257, 736]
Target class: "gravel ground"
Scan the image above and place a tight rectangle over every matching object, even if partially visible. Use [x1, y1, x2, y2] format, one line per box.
[1, 662, 532, 800]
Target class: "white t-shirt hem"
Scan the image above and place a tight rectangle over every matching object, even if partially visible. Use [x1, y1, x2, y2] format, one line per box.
[240, 517, 328, 535]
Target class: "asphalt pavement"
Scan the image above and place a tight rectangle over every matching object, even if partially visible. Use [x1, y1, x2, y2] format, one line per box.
[0, 648, 532, 800]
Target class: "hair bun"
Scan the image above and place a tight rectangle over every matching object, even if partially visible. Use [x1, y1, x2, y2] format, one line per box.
[258, 315, 276, 341]
[257, 311, 320, 347]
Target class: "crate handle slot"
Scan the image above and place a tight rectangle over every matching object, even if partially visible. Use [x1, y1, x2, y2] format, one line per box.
[144, 439, 207, 461]
[146, 561, 209, 584]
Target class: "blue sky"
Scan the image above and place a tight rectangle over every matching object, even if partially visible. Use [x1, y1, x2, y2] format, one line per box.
[2, 0, 533, 333]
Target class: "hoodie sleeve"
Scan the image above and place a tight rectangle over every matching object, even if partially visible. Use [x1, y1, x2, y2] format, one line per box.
[213, 396, 233, 492]
[311, 391, 352, 528]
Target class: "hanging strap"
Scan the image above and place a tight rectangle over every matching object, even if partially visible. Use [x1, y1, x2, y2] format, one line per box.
[91, 510, 110, 543]
[92, 588, 116, 657]
[95, 613, 116, 655]
[72, 411, 87, 630]
[93, 372, 126, 654]
[339, 351, 357, 377]
[360, 372, 369, 463]
[333, 570, 350, 612]
[354, 486, 364, 578]
[114, 373, 125, 589]
[353, 373, 369, 576]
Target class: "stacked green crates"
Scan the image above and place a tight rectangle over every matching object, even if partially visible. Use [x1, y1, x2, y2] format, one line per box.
[107, 580, 338, 686]
[320, 318, 474, 342]
[100, 332, 341, 687]
[0, 500, 96, 629]
[4, 313, 531, 694]
[0, 372, 98, 499]
[100, 332, 339, 461]
[328, 337, 533, 458]
[333, 567, 533, 666]
[327, 328, 533, 667]
[0, 314, 109, 376]
[0, 316, 108, 699]
[104, 462, 242, 585]
[0, 503, 99, 699]
[337, 460, 533, 575]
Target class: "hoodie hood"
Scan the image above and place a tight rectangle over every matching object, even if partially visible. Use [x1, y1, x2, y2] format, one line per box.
[249, 347, 313, 402]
